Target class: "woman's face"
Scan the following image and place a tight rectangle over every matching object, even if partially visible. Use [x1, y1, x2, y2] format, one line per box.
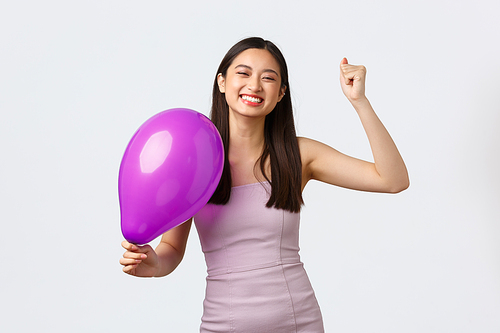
[217, 48, 286, 120]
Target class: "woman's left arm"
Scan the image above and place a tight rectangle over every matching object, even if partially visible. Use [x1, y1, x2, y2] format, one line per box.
[301, 58, 409, 193]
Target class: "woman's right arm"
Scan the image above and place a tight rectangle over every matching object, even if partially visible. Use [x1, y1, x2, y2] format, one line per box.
[120, 218, 193, 277]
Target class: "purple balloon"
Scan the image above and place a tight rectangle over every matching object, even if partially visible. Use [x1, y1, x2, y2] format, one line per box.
[119, 108, 224, 244]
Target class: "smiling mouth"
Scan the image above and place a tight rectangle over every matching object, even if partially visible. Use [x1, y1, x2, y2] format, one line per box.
[240, 94, 263, 103]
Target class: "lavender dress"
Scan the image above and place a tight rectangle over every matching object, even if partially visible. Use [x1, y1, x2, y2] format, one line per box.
[194, 182, 324, 332]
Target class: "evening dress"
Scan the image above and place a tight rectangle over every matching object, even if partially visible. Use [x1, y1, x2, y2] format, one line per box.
[194, 182, 324, 332]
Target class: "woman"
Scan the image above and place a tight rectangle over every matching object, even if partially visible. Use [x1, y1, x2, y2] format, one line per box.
[120, 37, 409, 332]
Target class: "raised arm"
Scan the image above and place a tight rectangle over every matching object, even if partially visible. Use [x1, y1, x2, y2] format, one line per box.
[301, 58, 409, 193]
[120, 218, 192, 277]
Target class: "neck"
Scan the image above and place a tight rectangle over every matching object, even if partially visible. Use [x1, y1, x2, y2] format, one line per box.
[228, 112, 266, 162]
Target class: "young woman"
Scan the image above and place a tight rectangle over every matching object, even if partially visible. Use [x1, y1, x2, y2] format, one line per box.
[120, 37, 409, 332]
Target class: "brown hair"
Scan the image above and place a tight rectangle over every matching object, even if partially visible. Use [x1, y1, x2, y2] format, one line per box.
[208, 37, 303, 213]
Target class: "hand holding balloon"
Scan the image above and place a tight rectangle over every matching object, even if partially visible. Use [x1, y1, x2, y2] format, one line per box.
[120, 240, 159, 277]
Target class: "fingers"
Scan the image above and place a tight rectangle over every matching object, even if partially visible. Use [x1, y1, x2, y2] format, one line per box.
[120, 257, 142, 267]
[120, 251, 146, 271]
[340, 58, 350, 85]
[122, 263, 138, 275]
[121, 240, 138, 251]
[122, 250, 147, 261]
[120, 240, 149, 270]
[121, 240, 152, 253]
[340, 58, 366, 86]
[120, 254, 138, 275]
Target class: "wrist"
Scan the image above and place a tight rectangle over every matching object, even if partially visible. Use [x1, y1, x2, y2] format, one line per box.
[349, 96, 370, 110]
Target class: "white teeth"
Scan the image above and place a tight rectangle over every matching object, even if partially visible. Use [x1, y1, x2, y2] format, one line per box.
[241, 95, 262, 103]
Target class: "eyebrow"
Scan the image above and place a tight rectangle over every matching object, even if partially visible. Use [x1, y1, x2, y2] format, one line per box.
[234, 64, 279, 76]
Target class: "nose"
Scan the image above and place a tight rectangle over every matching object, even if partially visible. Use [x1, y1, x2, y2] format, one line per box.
[247, 76, 262, 92]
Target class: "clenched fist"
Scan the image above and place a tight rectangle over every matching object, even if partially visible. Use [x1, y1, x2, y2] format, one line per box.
[340, 57, 367, 103]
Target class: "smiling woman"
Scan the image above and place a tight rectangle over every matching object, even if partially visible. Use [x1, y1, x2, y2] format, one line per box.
[119, 37, 409, 333]
[217, 50, 285, 117]
[210, 40, 302, 212]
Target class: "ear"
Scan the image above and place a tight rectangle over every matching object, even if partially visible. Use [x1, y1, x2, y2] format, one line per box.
[217, 73, 225, 93]
[278, 85, 287, 102]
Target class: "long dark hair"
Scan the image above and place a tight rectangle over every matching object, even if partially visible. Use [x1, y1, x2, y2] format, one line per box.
[208, 37, 303, 213]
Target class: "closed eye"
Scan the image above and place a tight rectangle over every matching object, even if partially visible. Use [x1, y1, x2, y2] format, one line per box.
[237, 72, 249, 76]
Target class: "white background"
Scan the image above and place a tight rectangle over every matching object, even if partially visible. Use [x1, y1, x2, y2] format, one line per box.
[1, 1, 499, 332]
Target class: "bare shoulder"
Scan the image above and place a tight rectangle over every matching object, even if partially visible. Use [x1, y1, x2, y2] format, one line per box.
[297, 136, 316, 147]
[297, 136, 322, 152]
[298, 136, 338, 161]
[297, 136, 315, 164]
[298, 136, 340, 186]
[298, 137, 315, 188]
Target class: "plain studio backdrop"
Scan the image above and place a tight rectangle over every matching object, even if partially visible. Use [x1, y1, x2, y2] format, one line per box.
[1, 1, 499, 332]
